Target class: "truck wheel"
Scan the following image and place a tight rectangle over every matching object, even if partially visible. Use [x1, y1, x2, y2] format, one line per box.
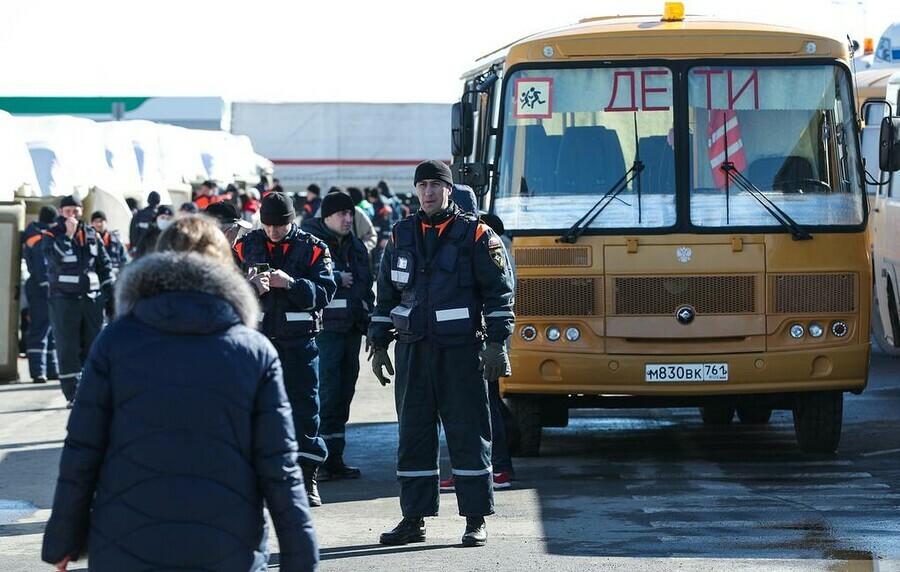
[700, 405, 735, 425]
[507, 395, 542, 457]
[792, 391, 842, 453]
[737, 406, 772, 424]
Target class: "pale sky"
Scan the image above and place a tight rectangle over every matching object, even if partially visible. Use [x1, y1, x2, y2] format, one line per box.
[1, 0, 895, 103]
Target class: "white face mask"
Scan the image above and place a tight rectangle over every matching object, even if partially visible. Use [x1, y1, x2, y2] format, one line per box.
[157, 219, 173, 231]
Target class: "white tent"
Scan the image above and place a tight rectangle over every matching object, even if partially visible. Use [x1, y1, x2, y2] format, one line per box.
[0, 110, 40, 201]
[14, 115, 132, 241]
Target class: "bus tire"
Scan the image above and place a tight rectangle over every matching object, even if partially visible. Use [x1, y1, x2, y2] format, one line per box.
[507, 395, 542, 457]
[873, 284, 900, 358]
[700, 405, 735, 425]
[736, 406, 773, 424]
[792, 391, 842, 453]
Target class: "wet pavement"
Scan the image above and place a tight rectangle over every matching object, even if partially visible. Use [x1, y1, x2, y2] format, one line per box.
[0, 345, 899, 571]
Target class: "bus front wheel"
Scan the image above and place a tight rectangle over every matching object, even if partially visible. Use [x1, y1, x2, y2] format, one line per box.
[792, 391, 843, 453]
[700, 405, 735, 425]
[507, 395, 542, 457]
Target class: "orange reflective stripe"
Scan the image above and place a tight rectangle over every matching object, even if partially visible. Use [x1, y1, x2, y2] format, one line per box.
[474, 223, 490, 242]
[311, 245, 323, 266]
[234, 241, 244, 261]
[25, 234, 42, 247]
[103, 233, 111, 247]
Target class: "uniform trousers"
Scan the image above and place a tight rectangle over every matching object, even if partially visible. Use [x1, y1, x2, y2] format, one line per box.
[25, 280, 58, 379]
[394, 340, 493, 518]
[48, 296, 103, 401]
[317, 330, 362, 463]
[272, 336, 328, 467]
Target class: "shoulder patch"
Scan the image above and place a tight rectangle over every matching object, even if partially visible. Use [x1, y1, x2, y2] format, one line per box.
[487, 235, 502, 249]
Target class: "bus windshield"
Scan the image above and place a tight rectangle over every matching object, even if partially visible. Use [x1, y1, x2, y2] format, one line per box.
[494, 64, 864, 232]
[495, 66, 676, 232]
[689, 65, 864, 228]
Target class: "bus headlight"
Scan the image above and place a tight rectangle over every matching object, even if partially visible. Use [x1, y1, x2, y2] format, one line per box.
[831, 321, 848, 337]
[565, 327, 581, 342]
[546, 326, 561, 341]
[521, 325, 537, 341]
[789, 324, 805, 339]
[808, 323, 824, 338]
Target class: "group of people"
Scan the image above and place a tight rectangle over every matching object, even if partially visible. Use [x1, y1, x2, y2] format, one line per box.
[32, 160, 516, 571]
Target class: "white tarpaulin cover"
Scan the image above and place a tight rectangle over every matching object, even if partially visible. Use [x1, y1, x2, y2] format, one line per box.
[231, 102, 449, 191]
[0, 110, 39, 201]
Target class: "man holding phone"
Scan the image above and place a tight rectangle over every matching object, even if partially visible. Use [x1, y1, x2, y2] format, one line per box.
[235, 192, 337, 507]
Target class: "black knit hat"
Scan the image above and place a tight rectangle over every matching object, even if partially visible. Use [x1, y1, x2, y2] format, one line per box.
[147, 191, 161, 206]
[206, 202, 252, 229]
[321, 191, 355, 219]
[39, 205, 58, 224]
[347, 186, 364, 205]
[90, 210, 107, 222]
[260, 192, 296, 225]
[414, 160, 453, 187]
[59, 195, 82, 208]
[307, 184, 321, 196]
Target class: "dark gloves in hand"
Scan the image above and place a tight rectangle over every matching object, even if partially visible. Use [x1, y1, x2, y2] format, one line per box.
[480, 342, 511, 381]
[368, 346, 394, 386]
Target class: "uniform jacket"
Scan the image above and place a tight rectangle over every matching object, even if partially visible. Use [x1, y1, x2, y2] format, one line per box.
[42, 218, 113, 299]
[128, 205, 157, 251]
[41, 252, 319, 572]
[97, 230, 128, 273]
[368, 202, 515, 348]
[301, 217, 375, 334]
[23, 220, 51, 288]
[235, 225, 337, 338]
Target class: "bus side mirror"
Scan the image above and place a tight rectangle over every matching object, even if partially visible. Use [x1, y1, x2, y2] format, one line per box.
[451, 102, 474, 158]
[879, 116, 900, 172]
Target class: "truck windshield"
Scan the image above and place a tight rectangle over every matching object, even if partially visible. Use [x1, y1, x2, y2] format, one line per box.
[688, 65, 864, 228]
[495, 66, 676, 232]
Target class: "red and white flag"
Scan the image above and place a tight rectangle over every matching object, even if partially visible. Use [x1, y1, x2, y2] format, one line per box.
[708, 109, 747, 189]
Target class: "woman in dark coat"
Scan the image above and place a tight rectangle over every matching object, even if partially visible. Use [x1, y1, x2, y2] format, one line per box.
[42, 215, 319, 572]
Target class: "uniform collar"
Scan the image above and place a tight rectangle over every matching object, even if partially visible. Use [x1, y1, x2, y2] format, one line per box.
[418, 201, 458, 226]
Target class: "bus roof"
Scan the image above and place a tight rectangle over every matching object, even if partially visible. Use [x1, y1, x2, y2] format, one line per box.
[465, 15, 849, 78]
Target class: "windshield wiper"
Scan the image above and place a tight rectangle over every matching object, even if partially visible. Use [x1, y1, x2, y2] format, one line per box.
[720, 162, 813, 241]
[558, 160, 644, 243]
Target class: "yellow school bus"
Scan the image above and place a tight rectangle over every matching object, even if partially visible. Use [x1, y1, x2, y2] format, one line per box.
[451, 4, 870, 454]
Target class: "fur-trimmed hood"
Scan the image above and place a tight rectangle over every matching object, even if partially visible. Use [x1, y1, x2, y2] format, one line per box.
[115, 252, 258, 331]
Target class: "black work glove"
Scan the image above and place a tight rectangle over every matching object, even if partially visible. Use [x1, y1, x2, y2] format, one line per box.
[368, 345, 394, 386]
[480, 342, 511, 381]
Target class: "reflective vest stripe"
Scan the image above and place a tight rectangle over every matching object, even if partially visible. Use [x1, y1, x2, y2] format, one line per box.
[285, 312, 313, 322]
[435, 308, 469, 322]
[396, 469, 440, 477]
[258, 312, 265, 322]
[58, 275, 80, 284]
[485, 310, 515, 318]
[25, 234, 42, 247]
[326, 299, 348, 309]
[451, 465, 493, 477]
[298, 452, 327, 463]
[391, 270, 409, 283]
[62, 255, 77, 263]
[371, 316, 392, 324]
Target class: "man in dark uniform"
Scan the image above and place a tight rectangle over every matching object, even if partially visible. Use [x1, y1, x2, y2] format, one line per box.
[301, 184, 322, 220]
[129, 191, 160, 255]
[368, 160, 515, 547]
[22, 206, 60, 384]
[301, 191, 375, 481]
[235, 192, 337, 507]
[91, 211, 128, 273]
[43, 195, 114, 406]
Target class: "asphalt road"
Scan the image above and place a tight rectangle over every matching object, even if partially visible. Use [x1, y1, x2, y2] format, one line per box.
[1, 345, 899, 571]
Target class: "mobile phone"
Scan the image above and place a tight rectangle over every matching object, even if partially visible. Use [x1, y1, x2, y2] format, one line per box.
[253, 263, 270, 273]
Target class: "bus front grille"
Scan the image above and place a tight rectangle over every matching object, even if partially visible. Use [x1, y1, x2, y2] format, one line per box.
[612, 275, 757, 315]
[768, 273, 856, 314]
[514, 247, 591, 267]
[515, 277, 601, 316]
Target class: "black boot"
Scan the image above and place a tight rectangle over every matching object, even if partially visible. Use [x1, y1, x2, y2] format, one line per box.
[379, 517, 426, 545]
[320, 456, 362, 481]
[461, 516, 487, 547]
[301, 465, 322, 507]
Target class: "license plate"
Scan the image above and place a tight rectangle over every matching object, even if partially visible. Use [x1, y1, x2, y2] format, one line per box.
[645, 363, 729, 382]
